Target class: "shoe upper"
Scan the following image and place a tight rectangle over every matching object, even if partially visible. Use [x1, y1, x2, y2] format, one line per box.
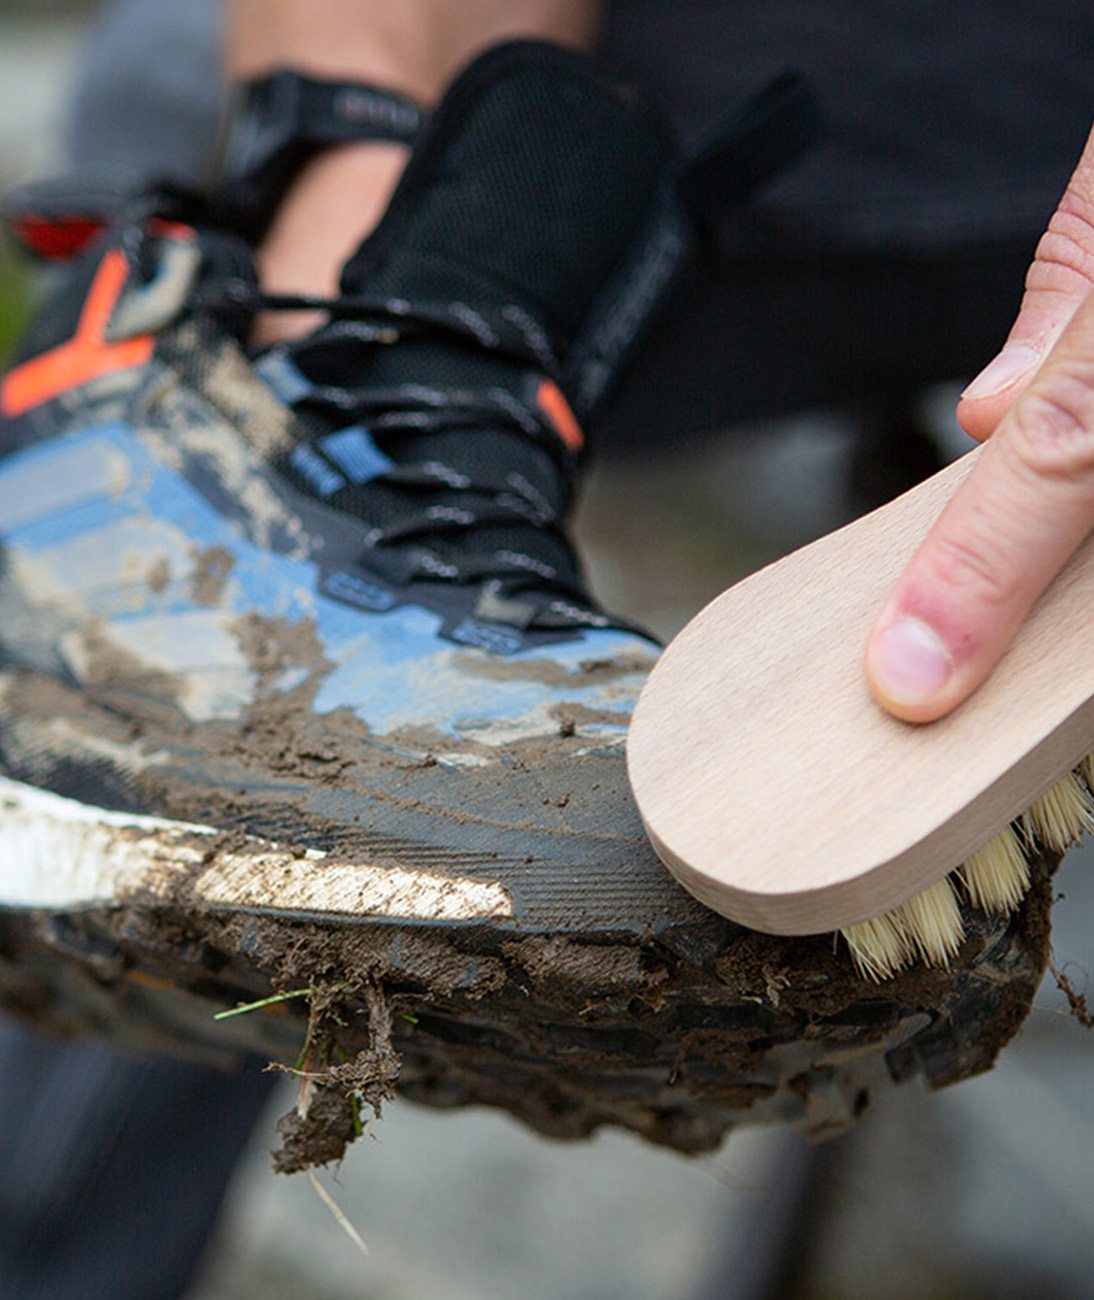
[0, 41, 706, 936]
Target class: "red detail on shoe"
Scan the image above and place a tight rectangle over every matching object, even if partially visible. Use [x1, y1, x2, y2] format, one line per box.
[1, 248, 154, 418]
[10, 214, 105, 261]
[535, 378, 583, 454]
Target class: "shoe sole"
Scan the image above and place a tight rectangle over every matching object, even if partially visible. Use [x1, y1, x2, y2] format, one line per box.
[0, 761, 1054, 1164]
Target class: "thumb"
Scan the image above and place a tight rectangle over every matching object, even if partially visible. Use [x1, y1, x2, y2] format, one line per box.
[958, 121, 1094, 443]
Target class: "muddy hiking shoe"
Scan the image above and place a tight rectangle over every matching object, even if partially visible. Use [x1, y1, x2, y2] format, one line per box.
[0, 42, 1051, 1169]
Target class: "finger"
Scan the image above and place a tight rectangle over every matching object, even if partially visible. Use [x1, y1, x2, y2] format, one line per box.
[866, 282, 1094, 722]
[958, 121, 1094, 443]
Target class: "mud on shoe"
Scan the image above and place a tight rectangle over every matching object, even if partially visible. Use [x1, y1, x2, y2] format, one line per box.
[0, 43, 1052, 1168]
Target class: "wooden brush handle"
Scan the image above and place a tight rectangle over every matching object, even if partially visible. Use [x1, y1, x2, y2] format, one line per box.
[627, 446, 1094, 935]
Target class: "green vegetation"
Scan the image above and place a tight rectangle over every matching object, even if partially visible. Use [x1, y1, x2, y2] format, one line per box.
[212, 987, 313, 1020]
[0, 237, 30, 364]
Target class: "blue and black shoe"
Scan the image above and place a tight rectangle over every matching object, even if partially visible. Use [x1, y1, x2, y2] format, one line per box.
[0, 43, 1050, 1168]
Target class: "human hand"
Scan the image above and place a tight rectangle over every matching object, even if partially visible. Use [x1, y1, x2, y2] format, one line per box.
[865, 120, 1094, 722]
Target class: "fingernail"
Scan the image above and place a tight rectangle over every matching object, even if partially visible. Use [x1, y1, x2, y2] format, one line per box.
[961, 343, 1040, 400]
[871, 618, 953, 706]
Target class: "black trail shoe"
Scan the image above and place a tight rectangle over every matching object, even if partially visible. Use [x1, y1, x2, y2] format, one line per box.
[0, 43, 1050, 1169]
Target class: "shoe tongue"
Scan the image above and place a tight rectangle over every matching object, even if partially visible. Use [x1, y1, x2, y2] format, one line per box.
[340, 42, 671, 358]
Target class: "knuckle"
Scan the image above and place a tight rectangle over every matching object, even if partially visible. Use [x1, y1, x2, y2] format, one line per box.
[928, 529, 1015, 607]
[1038, 197, 1094, 276]
[1007, 378, 1094, 481]
[1026, 206, 1094, 302]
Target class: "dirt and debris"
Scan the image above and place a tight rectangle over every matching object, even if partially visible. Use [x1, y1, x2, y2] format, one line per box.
[0, 716, 1057, 1175]
[231, 612, 328, 690]
[190, 544, 235, 606]
[226, 688, 361, 781]
[63, 617, 183, 703]
[198, 323, 296, 462]
[0, 620, 1059, 1175]
[502, 934, 668, 1009]
[0, 862, 1055, 1173]
[1048, 957, 1094, 1028]
[146, 556, 171, 592]
[200, 613, 373, 782]
[9, 849, 1036, 1173]
[273, 1084, 361, 1173]
[452, 650, 655, 689]
[271, 983, 399, 1174]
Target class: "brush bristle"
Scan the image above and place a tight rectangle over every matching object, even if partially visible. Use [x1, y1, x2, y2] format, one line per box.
[842, 751, 1094, 982]
[892, 877, 964, 966]
[842, 878, 964, 980]
[842, 912, 912, 981]
[959, 825, 1030, 913]
[1021, 771, 1094, 851]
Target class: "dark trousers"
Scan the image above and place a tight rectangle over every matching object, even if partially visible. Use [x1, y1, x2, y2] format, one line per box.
[0, 1019, 276, 1300]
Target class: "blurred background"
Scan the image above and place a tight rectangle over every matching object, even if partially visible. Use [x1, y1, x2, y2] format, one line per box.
[1, 3, 1094, 1297]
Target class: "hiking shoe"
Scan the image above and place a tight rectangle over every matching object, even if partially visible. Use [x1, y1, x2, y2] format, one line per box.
[0, 43, 1050, 1171]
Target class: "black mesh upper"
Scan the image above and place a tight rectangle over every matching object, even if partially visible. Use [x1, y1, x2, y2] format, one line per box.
[267, 43, 676, 635]
[343, 42, 672, 351]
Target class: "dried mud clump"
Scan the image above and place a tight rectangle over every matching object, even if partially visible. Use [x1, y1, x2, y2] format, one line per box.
[271, 981, 400, 1175]
[274, 1084, 362, 1174]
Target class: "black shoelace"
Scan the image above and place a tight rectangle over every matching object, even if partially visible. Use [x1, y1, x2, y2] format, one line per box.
[208, 274, 620, 633]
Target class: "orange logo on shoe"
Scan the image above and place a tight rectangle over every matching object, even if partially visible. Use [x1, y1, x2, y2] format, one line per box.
[1, 247, 155, 418]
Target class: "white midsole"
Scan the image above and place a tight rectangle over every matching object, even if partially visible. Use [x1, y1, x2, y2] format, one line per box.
[0, 776, 512, 921]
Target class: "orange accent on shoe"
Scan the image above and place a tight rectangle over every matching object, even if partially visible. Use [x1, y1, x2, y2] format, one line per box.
[1, 247, 155, 418]
[535, 378, 584, 454]
[147, 218, 197, 243]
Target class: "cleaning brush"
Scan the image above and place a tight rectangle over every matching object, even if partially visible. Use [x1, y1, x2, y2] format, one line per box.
[627, 446, 1094, 980]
